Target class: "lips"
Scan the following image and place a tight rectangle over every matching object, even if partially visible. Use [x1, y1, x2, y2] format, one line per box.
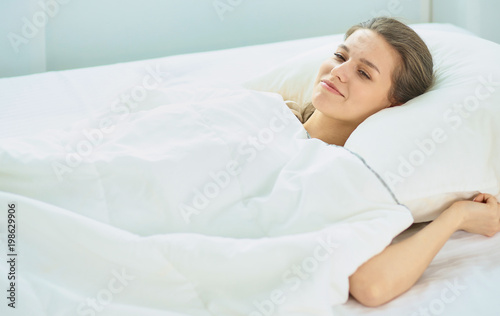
[320, 79, 344, 97]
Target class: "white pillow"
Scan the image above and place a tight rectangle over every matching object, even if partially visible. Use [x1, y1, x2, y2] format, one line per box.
[243, 26, 500, 222]
[243, 34, 343, 108]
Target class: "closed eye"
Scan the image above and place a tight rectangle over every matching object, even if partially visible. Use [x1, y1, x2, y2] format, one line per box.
[334, 53, 346, 62]
[358, 69, 371, 79]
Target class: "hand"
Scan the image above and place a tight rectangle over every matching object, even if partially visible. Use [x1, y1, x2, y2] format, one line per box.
[448, 193, 500, 237]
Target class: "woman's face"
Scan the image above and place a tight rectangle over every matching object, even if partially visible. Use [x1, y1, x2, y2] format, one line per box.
[311, 29, 401, 127]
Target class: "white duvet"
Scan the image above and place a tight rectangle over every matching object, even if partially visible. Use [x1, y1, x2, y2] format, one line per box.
[0, 87, 412, 316]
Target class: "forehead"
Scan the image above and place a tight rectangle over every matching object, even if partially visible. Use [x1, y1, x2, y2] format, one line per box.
[342, 29, 400, 77]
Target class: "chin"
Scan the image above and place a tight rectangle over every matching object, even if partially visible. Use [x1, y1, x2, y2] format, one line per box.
[311, 89, 333, 111]
[311, 86, 323, 105]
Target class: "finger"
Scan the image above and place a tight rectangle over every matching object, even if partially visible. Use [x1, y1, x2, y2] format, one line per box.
[473, 193, 487, 203]
[474, 193, 496, 204]
[485, 194, 497, 206]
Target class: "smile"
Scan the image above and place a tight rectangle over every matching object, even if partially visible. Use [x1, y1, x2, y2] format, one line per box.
[320, 80, 344, 97]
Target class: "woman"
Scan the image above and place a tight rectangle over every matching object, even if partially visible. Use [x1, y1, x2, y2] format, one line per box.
[303, 17, 433, 146]
[302, 17, 500, 307]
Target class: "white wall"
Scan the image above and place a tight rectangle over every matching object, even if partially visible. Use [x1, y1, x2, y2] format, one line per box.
[432, 0, 500, 44]
[0, 0, 46, 78]
[1, 0, 427, 78]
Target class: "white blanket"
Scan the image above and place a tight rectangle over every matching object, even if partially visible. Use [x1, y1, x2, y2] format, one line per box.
[0, 87, 412, 316]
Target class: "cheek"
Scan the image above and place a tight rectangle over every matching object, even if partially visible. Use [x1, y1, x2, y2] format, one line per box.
[312, 63, 328, 94]
[374, 84, 392, 106]
[316, 60, 333, 80]
[358, 83, 391, 107]
[348, 81, 371, 103]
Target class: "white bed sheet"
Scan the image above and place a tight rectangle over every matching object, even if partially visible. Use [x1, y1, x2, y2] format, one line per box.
[334, 224, 500, 315]
[1, 23, 499, 316]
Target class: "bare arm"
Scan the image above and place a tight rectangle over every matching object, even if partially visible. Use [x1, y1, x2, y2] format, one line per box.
[349, 193, 500, 307]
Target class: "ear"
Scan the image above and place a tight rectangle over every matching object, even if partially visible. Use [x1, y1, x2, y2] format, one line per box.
[388, 97, 403, 108]
[386, 94, 402, 108]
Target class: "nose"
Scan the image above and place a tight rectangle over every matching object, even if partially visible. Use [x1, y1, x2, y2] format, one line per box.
[330, 61, 348, 83]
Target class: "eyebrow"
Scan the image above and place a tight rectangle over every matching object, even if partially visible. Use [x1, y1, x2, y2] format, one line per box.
[338, 44, 381, 74]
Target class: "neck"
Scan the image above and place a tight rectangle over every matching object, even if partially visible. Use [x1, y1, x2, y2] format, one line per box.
[303, 111, 358, 146]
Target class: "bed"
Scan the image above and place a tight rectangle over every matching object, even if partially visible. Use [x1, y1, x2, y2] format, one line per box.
[0, 23, 499, 316]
